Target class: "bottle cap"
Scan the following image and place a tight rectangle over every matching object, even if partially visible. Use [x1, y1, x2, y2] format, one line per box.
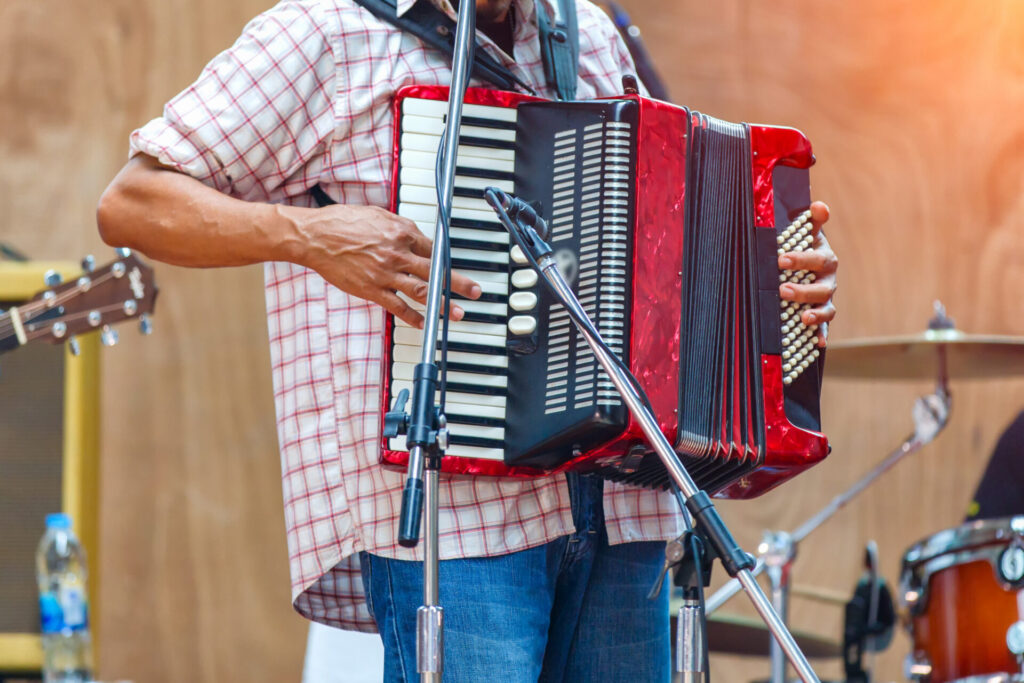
[45, 512, 71, 530]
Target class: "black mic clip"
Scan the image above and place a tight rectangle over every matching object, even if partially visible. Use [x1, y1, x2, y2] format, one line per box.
[483, 188, 553, 262]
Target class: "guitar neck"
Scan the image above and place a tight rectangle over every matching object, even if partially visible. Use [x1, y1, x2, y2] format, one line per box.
[0, 300, 62, 355]
[0, 308, 16, 354]
[0, 252, 158, 357]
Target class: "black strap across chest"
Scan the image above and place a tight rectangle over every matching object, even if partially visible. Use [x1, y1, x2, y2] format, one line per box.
[351, 0, 577, 100]
[313, 0, 579, 208]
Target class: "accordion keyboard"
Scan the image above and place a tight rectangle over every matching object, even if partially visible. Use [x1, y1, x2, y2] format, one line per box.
[388, 97, 532, 462]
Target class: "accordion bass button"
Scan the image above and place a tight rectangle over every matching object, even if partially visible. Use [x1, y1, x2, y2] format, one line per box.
[509, 291, 538, 311]
[508, 315, 537, 336]
[511, 269, 538, 288]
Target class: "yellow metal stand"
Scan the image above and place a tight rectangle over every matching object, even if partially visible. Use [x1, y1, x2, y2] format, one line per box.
[0, 262, 101, 673]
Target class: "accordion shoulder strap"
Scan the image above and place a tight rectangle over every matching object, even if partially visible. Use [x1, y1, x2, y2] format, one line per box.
[350, 0, 536, 94]
[312, 0, 580, 207]
[536, 0, 578, 101]
[310, 184, 337, 207]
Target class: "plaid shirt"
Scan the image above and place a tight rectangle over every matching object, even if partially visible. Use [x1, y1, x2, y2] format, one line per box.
[130, 0, 684, 631]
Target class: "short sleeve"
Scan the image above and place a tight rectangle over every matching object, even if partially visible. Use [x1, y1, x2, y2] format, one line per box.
[129, 0, 340, 200]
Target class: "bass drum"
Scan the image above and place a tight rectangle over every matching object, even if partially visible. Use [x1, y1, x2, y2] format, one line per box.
[901, 516, 1024, 682]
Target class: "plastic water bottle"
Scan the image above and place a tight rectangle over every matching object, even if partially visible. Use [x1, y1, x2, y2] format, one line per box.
[36, 513, 93, 683]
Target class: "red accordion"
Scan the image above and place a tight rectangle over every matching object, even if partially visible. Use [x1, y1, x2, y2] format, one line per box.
[379, 85, 828, 499]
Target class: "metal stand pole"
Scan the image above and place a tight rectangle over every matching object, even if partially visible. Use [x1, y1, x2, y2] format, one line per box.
[417, 471, 443, 680]
[485, 190, 822, 683]
[705, 376, 951, 616]
[863, 539, 881, 679]
[387, 2, 478, 680]
[677, 596, 707, 682]
[763, 531, 795, 683]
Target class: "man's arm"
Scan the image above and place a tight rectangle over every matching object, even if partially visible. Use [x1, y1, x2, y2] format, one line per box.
[96, 154, 481, 328]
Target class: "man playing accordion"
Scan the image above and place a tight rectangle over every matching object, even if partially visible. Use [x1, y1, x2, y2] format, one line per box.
[97, 0, 838, 679]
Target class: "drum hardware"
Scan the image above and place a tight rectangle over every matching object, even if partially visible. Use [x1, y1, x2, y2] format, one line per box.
[825, 301, 1024, 381]
[707, 303, 962, 683]
[906, 672, 1024, 683]
[998, 539, 1024, 584]
[761, 531, 797, 683]
[903, 652, 933, 680]
[667, 604, 842, 659]
[902, 516, 1024, 682]
[863, 541, 883, 669]
[788, 584, 850, 606]
[902, 543, 1024, 610]
[902, 517, 1024, 612]
[1007, 622, 1024, 672]
[843, 543, 896, 683]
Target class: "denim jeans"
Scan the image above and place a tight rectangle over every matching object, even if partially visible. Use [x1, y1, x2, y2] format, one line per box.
[359, 474, 670, 682]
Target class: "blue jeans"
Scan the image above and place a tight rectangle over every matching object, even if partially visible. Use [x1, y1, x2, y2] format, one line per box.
[359, 474, 670, 682]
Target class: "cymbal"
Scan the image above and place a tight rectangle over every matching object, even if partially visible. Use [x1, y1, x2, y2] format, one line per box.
[825, 328, 1024, 380]
[670, 605, 841, 658]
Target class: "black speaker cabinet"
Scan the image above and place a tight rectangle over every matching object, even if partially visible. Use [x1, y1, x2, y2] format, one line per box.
[0, 262, 100, 676]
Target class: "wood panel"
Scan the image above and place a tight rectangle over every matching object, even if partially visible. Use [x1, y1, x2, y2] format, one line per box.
[2, 0, 1023, 681]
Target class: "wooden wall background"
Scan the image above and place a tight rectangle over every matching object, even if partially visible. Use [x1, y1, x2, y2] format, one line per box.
[1, 0, 1023, 681]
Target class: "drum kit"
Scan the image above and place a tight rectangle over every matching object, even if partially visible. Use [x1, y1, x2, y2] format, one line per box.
[696, 302, 1024, 683]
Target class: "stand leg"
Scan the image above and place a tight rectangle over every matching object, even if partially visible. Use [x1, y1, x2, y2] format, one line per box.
[760, 530, 796, 683]
[768, 563, 789, 683]
[677, 596, 706, 683]
[737, 570, 818, 683]
[418, 469, 443, 681]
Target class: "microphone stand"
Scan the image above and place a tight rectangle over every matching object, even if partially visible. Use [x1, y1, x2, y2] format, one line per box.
[385, 2, 477, 680]
[484, 188, 823, 683]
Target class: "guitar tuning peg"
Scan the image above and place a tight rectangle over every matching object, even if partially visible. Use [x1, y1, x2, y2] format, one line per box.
[115, 247, 132, 258]
[80, 255, 96, 273]
[44, 270, 62, 287]
[68, 336, 81, 357]
[138, 313, 153, 336]
[101, 325, 119, 347]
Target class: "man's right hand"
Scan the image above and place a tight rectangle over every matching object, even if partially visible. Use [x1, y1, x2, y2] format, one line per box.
[97, 155, 481, 329]
[293, 204, 482, 329]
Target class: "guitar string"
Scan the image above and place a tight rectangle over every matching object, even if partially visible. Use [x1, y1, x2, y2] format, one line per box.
[21, 302, 134, 343]
[0, 269, 132, 339]
[0, 269, 121, 335]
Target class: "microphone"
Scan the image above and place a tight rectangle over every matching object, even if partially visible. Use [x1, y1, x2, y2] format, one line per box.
[484, 188, 551, 242]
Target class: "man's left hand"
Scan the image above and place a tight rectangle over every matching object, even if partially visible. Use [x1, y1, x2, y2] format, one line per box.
[777, 201, 837, 348]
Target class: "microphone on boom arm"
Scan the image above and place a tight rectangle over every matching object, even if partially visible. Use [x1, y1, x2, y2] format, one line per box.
[485, 188, 551, 245]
